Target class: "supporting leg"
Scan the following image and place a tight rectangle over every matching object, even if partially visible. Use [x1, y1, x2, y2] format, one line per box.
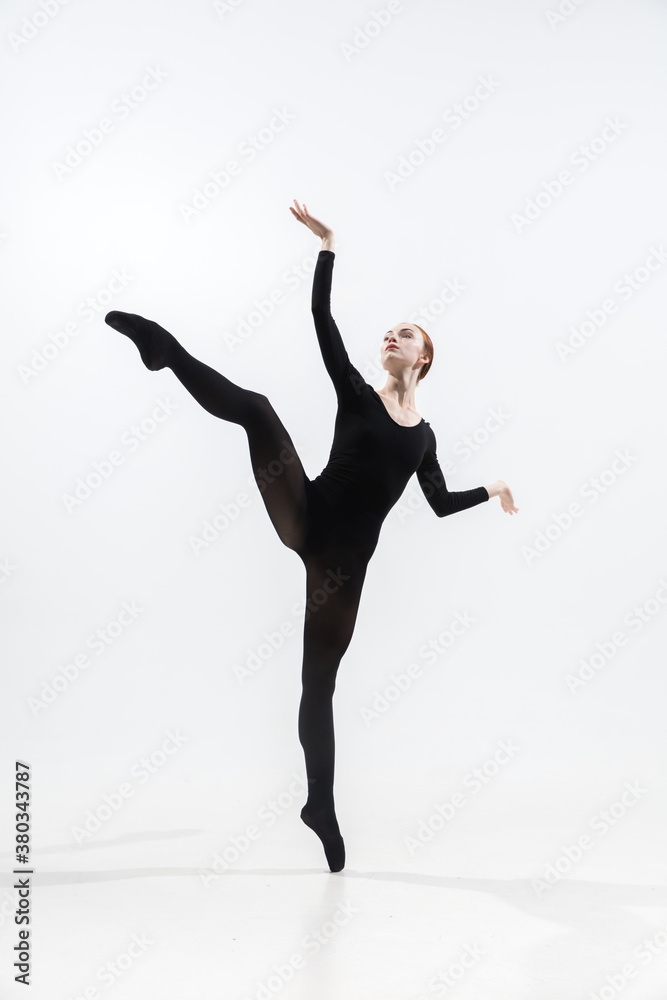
[298, 550, 369, 871]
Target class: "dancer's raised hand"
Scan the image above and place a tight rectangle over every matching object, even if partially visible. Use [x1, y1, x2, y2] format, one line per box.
[289, 199, 334, 241]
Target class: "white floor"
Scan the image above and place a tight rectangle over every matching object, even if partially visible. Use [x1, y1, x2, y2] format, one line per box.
[2, 772, 667, 1000]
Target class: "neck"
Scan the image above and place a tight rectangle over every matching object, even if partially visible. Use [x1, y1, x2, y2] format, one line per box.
[380, 372, 420, 409]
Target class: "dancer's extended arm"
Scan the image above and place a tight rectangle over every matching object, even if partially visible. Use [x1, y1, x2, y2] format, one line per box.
[417, 430, 518, 515]
[417, 435, 489, 516]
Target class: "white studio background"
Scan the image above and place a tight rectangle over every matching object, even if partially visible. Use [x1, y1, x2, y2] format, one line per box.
[1, 0, 667, 998]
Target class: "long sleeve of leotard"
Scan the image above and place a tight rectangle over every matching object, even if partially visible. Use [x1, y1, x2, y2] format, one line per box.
[417, 428, 490, 516]
[311, 250, 359, 395]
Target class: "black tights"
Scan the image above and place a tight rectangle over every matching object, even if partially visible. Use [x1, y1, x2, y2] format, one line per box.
[106, 313, 370, 870]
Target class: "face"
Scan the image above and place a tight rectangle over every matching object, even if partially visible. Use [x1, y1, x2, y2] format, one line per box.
[382, 323, 428, 375]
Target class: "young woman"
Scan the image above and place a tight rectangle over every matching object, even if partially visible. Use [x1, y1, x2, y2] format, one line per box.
[104, 200, 518, 873]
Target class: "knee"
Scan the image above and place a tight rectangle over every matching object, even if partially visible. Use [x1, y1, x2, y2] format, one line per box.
[302, 663, 339, 698]
[304, 621, 352, 658]
[249, 391, 273, 415]
[245, 391, 283, 435]
[301, 650, 341, 695]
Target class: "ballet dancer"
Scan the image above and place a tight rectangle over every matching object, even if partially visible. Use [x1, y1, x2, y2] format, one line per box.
[104, 200, 518, 873]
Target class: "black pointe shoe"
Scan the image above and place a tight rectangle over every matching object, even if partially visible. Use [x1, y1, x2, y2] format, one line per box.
[300, 803, 346, 872]
[105, 310, 171, 371]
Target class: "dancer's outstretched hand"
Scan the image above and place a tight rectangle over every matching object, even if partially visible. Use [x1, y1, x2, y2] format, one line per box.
[498, 481, 519, 515]
[289, 199, 334, 240]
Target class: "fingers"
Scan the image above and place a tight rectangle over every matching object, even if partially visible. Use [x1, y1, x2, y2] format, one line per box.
[290, 198, 312, 227]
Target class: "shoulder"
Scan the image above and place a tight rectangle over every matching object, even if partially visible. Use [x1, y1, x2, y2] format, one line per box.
[421, 421, 437, 456]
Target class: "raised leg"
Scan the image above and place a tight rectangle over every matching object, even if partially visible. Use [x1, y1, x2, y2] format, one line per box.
[105, 311, 309, 552]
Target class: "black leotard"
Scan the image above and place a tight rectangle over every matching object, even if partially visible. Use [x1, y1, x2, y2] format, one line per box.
[304, 249, 489, 559]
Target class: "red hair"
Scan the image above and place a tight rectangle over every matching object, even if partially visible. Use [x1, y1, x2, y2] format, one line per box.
[413, 324, 433, 381]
